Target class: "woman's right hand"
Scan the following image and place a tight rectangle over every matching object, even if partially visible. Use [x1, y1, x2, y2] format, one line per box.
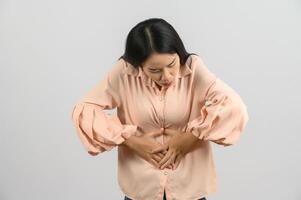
[122, 128, 173, 169]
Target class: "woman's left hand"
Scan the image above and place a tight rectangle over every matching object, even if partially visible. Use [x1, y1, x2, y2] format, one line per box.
[151, 128, 199, 170]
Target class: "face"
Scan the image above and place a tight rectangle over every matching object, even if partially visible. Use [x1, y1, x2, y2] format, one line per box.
[141, 53, 180, 88]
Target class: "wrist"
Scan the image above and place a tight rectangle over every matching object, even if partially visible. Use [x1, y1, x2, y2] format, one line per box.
[122, 135, 140, 150]
[184, 131, 199, 144]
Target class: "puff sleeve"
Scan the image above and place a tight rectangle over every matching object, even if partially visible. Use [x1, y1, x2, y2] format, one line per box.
[71, 61, 138, 156]
[185, 78, 249, 147]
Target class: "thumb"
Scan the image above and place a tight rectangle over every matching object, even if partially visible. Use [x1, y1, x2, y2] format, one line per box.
[146, 128, 164, 137]
[163, 128, 178, 136]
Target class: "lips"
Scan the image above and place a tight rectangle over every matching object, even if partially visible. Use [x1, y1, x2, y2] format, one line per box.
[162, 82, 171, 86]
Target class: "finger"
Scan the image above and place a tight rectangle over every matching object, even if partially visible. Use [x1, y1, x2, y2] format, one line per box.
[175, 157, 181, 168]
[152, 154, 162, 163]
[151, 149, 167, 161]
[173, 154, 182, 170]
[157, 150, 168, 155]
[146, 128, 164, 137]
[156, 152, 166, 160]
[158, 152, 165, 158]
[172, 163, 175, 169]
[152, 151, 171, 163]
[166, 164, 173, 169]
[165, 128, 182, 137]
[157, 149, 168, 155]
[151, 157, 172, 169]
[163, 128, 177, 136]
[154, 155, 173, 169]
[152, 144, 168, 154]
[158, 150, 173, 167]
[149, 158, 159, 169]
[160, 153, 176, 169]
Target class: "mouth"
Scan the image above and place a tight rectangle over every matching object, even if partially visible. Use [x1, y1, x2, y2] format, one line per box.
[161, 81, 172, 87]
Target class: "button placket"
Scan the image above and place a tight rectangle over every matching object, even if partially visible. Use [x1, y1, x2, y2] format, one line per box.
[156, 88, 167, 123]
[161, 89, 167, 145]
[161, 89, 167, 126]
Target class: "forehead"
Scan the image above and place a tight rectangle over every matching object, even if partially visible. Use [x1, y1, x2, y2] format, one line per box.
[142, 53, 177, 67]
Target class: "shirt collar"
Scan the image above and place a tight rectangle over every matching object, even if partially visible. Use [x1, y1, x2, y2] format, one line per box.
[123, 55, 192, 87]
[122, 55, 193, 88]
[123, 57, 192, 77]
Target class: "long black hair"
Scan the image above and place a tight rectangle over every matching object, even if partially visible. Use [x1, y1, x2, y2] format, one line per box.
[119, 18, 197, 68]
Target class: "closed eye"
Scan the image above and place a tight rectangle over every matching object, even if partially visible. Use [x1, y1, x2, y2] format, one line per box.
[149, 63, 175, 73]
[148, 58, 176, 73]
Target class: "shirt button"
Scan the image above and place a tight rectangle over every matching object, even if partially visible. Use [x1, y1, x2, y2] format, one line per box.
[205, 99, 213, 106]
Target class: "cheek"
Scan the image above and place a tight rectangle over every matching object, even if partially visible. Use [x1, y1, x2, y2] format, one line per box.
[167, 67, 178, 76]
[147, 73, 159, 80]
[172, 66, 180, 76]
[146, 67, 178, 80]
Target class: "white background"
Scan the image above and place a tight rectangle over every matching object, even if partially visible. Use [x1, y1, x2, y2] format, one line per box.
[1, 0, 300, 199]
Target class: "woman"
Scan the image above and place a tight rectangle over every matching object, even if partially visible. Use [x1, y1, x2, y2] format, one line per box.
[71, 18, 249, 200]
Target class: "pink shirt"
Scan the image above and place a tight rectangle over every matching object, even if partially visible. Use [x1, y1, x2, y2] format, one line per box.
[71, 54, 249, 200]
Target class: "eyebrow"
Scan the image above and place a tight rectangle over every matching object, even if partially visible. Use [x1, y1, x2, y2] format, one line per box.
[149, 57, 176, 70]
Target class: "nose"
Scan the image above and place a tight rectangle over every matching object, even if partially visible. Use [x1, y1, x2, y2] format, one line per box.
[160, 69, 171, 82]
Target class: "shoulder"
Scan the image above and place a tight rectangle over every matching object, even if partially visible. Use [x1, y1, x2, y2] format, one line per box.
[108, 57, 140, 78]
[103, 58, 135, 87]
[107, 58, 127, 78]
[189, 54, 217, 89]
